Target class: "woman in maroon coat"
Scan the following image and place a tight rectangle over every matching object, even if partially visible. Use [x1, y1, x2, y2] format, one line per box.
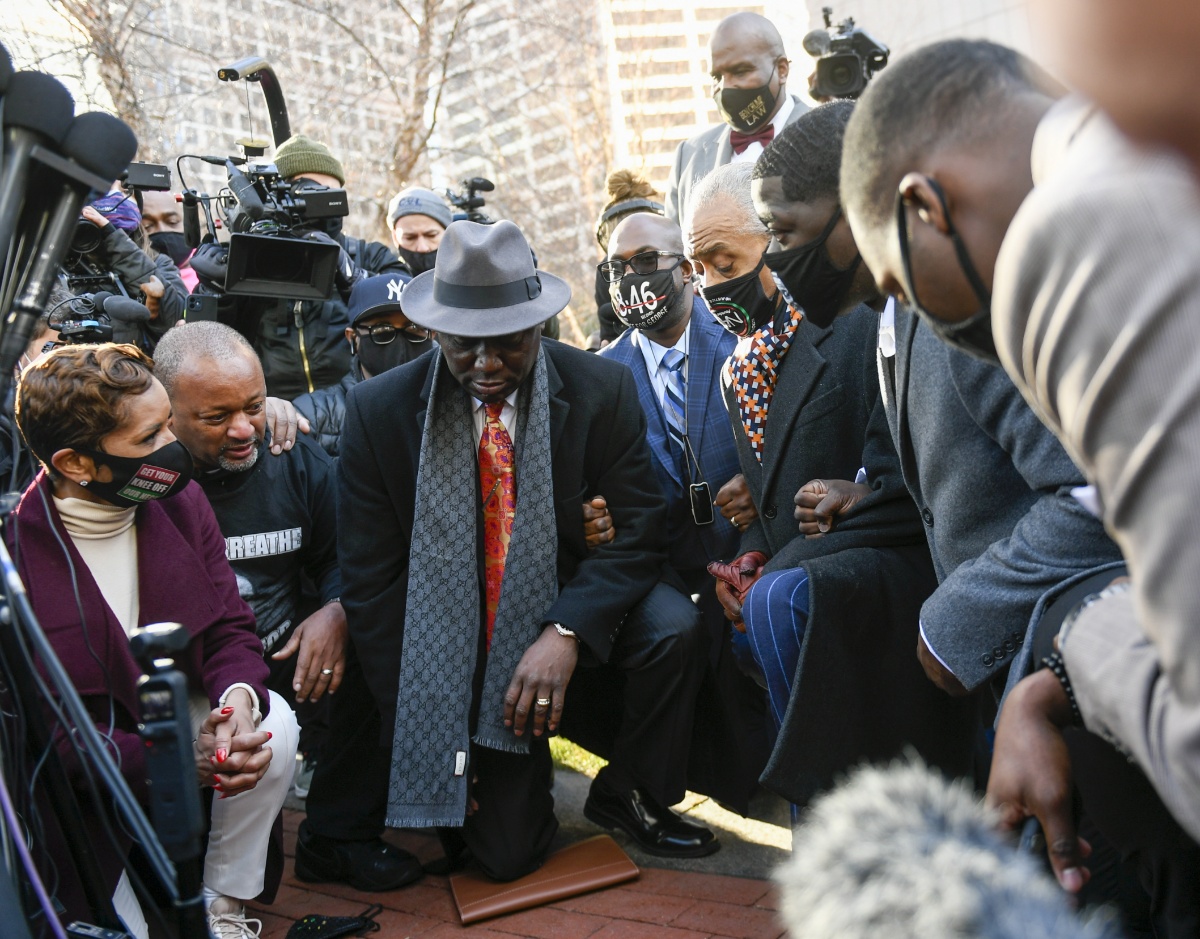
[10, 343, 297, 939]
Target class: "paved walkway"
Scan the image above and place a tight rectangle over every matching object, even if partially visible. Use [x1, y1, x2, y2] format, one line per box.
[248, 773, 792, 939]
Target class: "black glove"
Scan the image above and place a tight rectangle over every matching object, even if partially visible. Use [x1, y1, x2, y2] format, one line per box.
[100, 295, 151, 346]
[302, 230, 360, 301]
[190, 241, 230, 291]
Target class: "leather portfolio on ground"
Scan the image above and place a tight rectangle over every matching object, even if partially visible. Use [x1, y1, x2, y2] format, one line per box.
[449, 834, 639, 924]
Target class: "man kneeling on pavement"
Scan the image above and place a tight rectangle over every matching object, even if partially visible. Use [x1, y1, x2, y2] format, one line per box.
[296, 219, 717, 886]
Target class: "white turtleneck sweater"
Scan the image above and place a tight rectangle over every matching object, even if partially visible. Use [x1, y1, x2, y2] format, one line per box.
[53, 495, 140, 636]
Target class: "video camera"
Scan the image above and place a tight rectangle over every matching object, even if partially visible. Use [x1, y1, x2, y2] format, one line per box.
[803, 6, 890, 100]
[181, 57, 350, 300]
[45, 289, 150, 346]
[446, 176, 495, 224]
[180, 152, 350, 301]
[63, 161, 172, 302]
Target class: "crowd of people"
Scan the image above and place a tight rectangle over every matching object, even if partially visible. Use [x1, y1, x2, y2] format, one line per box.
[12, 4, 1200, 938]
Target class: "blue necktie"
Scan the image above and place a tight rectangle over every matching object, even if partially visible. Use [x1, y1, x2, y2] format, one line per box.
[661, 348, 687, 469]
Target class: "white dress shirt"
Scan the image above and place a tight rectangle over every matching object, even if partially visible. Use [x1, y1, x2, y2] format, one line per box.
[730, 95, 796, 164]
[632, 327, 690, 428]
[472, 391, 520, 446]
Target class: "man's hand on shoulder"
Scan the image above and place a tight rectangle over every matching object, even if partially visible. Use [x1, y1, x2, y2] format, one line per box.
[271, 601, 347, 702]
[504, 626, 579, 738]
[264, 397, 312, 456]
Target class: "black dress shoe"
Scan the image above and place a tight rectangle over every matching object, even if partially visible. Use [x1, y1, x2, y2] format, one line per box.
[584, 778, 720, 858]
[295, 820, 423, 891]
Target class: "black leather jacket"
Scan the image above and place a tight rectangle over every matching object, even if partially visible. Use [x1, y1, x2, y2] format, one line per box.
[292, 359, 362, 457]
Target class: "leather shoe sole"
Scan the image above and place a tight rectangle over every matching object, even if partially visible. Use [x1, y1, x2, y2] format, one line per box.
[295, 828, 423, 892]
[584, 791, 720, 859]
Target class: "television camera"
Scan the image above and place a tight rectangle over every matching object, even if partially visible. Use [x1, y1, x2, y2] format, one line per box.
[803, 6, 890, 100]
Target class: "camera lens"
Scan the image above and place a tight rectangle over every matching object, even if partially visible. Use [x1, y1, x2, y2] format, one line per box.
[71, 218, 103, 255]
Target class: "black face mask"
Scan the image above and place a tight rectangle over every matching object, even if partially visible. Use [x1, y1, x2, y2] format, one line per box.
[714, 65, 778, 134]
[148, 230, 192, 268]
[353, 332, 429, 378]
[699, 255, 776, 337]
[765, 206, 861, 329]
[610, 267, 687, 332]
[895, 179, 998, 363]
[398, 247, 437, 275]
[75, 440, 194, 508]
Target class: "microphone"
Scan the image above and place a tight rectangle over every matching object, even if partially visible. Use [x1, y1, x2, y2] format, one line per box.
[802, 28, 832, 57]
[101, 294, 151, 324]
[226, 159, 264, 221]
[0, 111, 136, 393]
[0, 43, 15, 174]
[0, 72, 75, 271]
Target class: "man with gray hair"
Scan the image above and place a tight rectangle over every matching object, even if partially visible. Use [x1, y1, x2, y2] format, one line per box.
[686, 162, 953, 811]
[152, 324, 396, 873]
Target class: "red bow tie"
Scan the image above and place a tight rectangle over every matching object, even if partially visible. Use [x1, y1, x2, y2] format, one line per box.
[730, 124, 775, 155]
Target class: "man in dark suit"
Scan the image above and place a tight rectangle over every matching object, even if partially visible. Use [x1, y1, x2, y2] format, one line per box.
[686, 160, 970, 808]
[301, 220, 715, 884]
[597, 212, 768, 809]
[837, 42, 1200, 933]
[664, 12, 808, 223]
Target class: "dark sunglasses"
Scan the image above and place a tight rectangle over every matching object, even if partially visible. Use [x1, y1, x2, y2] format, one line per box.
[598, 250, 686, 283]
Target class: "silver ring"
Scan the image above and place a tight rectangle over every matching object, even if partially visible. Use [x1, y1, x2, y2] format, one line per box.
[535, 697, 551, 707]
[320, 668, 333, 676]
[732, 515, 739, 526]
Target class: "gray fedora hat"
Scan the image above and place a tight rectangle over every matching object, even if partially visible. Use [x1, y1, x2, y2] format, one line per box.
[402, 219, 571, 336]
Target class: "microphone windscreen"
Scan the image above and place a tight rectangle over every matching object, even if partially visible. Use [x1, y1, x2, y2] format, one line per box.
[102, 295, 151, 324]
[61, 112, 138, 182]
[4, 71, 74, 143]
[802, 29, 832, 57]
[0, 43, 13, 95]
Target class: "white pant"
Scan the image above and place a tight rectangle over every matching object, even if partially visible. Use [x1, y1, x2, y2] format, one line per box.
[203, 689, 299, 898]
[114, 690, 299, 937]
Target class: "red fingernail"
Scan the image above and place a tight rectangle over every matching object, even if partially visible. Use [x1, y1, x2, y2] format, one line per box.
[216, 748, 227, 763]
[266, 732, 272, 740]
[221, 707, 234, 715]
[213, 784, 224, 792]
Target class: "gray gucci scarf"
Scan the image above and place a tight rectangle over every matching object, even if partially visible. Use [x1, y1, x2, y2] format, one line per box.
[387, 346, 558, 828]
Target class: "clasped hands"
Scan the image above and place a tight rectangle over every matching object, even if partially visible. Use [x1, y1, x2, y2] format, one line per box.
[194, 688, 272, 798]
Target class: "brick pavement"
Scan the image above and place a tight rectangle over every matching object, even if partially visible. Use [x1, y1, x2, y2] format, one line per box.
[244, 810, 786, 939]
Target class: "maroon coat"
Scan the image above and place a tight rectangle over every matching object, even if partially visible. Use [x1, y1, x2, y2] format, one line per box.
[8, 472, 268, 800]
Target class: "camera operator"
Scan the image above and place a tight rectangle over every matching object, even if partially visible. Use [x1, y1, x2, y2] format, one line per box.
[193, 135, 409, 400]
[140, 188, 199, 292]
[74, 187, 188, 346]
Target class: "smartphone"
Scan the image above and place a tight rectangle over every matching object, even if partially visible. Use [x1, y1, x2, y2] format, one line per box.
[185, 293, 219, 322]
[689, 481, 715, 526]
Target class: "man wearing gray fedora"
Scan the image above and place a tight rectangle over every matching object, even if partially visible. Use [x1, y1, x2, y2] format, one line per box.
[298, 219, 715, 884]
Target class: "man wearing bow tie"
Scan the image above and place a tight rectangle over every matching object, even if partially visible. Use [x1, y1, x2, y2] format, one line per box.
[664, 12, 809, 223]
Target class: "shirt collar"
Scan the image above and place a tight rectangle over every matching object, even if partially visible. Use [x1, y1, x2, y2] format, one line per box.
[472, 390, 520, 412]
[633, 324, 688, 370]
[771, 95, 795, 135]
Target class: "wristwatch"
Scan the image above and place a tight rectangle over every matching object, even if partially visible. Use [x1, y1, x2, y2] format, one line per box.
[549, 621, 578, 640]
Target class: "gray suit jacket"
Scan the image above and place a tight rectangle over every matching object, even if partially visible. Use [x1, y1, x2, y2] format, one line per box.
[664, 95, 809, 223]
[882, 305, 1122, 692]
[993, 99, 1200, 841]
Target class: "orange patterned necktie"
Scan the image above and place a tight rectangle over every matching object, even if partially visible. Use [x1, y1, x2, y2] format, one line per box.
[479, 401, 515, 651]
[731, 304, 803, 461]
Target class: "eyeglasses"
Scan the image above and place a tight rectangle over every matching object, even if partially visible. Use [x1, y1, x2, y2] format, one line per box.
[355, 322, 431, 345]
[597, 250, 686, 283]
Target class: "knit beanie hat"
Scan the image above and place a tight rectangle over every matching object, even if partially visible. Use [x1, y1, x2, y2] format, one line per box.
[273, 134, 346, 186]
[387, 186, 452, 230]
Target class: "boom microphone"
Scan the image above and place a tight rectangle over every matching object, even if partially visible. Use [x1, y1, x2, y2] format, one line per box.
[0, 72, 74, 270]
[0, 111, 136, 394]
[226, 159, 264, 221]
